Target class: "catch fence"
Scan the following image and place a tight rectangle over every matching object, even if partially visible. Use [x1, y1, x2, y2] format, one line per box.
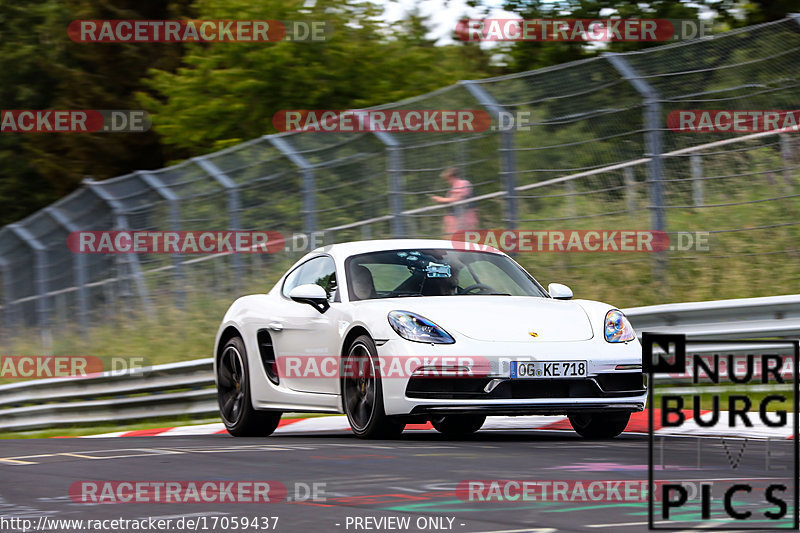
[1, 17, 799, 343]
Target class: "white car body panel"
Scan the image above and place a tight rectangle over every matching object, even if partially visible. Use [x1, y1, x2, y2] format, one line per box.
[214, 239, 646, 418]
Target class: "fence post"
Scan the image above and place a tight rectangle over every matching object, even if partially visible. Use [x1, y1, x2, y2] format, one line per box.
[624, 166, 637, 214]
[0, 255, 14, 332]
[781, 133, 795, 191]
[136, 171, 184, 307]
[193, 156, 243, 289]
[566, 180, 576, 218]
[786, 13, 800, 192]
[8, 224, 51, 349]
[44, 207, 89, 337]
[690, 154, 704, 206]
[461, 80, 518, 229]
[83, 179, 152, 315]
[268, 136, 316, 235]
[373, 131, 404, 237]
[604, 53, 667, 281]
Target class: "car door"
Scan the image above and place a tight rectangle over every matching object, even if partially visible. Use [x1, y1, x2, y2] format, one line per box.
[270, 255, 343, 394]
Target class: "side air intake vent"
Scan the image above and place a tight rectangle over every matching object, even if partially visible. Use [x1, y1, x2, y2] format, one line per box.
[257, 330, 279, 384]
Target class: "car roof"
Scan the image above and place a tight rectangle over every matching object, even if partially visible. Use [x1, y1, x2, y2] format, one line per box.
[312, 239, 503, 258]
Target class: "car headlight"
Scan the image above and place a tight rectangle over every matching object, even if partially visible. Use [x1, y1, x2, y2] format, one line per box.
[604, 309, 635, 343]
[388, 311, 455, 344]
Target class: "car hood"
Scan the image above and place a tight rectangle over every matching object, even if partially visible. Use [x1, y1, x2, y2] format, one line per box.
[354, 296, 595, 342]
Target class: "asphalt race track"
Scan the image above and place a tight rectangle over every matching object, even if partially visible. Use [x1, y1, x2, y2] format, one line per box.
[1, 428, 795, 533]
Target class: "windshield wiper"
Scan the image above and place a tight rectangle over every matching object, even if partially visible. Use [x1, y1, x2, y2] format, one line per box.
[458, 292, 512, 296]
[381, 291, 423, 298]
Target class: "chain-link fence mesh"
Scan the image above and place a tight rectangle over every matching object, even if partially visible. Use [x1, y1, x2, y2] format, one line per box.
[1, 17, 799, 343]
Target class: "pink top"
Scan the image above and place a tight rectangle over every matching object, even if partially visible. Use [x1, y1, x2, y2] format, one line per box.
[448, 179, 473, 202]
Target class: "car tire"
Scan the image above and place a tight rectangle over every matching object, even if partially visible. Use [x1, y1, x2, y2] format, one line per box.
[431, 415, 486, 437]
[342, 335, 406, 439]
[217, 336, 282, 437]
[568, 412, 630, 439]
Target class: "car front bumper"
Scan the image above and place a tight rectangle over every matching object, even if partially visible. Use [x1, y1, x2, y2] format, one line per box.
[409, 402, 645, 416]
[376, 337, 647, 416]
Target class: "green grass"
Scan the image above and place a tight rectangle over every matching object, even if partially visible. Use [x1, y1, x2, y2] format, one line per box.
[505, 174, 800, 307]
[3, 294, 234, 372]
[2, 164, 798, 372]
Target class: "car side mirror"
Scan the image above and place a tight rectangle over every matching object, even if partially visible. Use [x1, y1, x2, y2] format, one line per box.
[289, 284, 330, 313]
[548, 283, 573, 300]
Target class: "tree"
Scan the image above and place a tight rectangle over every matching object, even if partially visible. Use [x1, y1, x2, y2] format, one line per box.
[501, 0, 703, 71]
[25, 0, 192, 193]
[0, 1, 62, 225]
[140, 0, 498, 154]
[0, 0, 192, 227]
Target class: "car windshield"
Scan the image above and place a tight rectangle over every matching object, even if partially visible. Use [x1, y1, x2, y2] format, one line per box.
[346, 248, 548, 301]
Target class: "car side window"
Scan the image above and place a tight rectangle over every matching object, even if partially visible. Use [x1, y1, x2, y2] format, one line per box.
[282, 256, 338, 302]
[469, 260, 524, 294]
[457, 265, 477, 288]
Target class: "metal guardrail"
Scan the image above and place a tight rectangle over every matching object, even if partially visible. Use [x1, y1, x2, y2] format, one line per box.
[0, 359, 214, 432]
[0, 294, 798, 432]
[625, 294, 800, 340]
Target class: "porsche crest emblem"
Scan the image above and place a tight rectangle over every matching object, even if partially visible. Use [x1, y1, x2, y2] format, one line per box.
[528, 331, 538, 338]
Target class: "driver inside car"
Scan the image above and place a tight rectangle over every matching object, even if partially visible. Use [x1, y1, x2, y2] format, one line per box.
[420, 275, 458, 296]
[419, 260, 463, 296]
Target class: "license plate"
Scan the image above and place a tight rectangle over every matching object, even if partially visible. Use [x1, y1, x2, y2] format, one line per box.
[510, 360, 587, 378]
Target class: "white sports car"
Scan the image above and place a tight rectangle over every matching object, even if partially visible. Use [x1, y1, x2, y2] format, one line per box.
[214, 239, 645, 439]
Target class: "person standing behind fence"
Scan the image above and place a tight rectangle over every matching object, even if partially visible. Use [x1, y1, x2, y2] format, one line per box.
[430, 167, 479, 235]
